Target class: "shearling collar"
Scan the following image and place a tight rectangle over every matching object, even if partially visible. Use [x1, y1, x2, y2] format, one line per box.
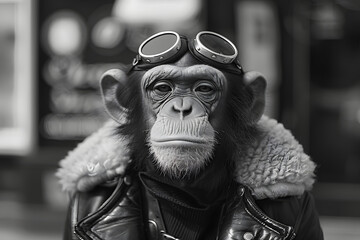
[56, 115, 316, 200]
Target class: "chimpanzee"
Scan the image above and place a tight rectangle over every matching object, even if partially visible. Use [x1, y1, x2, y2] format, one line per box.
[57, 31, 323, 240]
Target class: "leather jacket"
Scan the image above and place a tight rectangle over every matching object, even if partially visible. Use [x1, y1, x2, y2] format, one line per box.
[63, 172, 323, 240]
[58, 116, 324, 240]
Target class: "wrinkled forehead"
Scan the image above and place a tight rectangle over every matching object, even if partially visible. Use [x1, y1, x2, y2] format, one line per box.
[141, 63, 227, 89]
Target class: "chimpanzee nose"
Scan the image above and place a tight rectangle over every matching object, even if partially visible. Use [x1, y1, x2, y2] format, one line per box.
[166, 97, 205, 120]
[173, 98, 192, 117]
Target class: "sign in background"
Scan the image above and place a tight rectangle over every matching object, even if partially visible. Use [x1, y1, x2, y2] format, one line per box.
[38, 0, 133, 145]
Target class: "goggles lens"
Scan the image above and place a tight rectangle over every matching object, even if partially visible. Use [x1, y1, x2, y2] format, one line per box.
[198, 33, 236, 56]
[141, 33, 178, 56]
[138, 31, 181, 63]
[194, 31, 238, 64]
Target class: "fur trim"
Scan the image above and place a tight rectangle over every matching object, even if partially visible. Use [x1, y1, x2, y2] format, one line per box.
[235, 116, 316, 199]
[56, 116, 316, 199]
[56, 121, 131, 193]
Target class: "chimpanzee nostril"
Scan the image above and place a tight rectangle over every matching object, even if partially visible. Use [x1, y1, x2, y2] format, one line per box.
[172, 98, 193, 120]
[182, 107, 192, 115]
[179, 107, 193, 119]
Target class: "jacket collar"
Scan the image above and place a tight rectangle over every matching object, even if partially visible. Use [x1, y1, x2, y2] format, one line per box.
[56, 115, 316, 199]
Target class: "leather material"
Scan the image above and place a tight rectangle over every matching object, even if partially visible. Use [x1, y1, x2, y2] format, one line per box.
[218, 186, 295, 240]
[70, 175, 146, 240]
[64, 175, 321, 240]
[64, 179, 119, 240]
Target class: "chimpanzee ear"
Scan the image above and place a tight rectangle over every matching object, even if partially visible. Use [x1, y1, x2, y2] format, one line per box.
[243, 71, 267, 124]
[100, 69, 129, 124]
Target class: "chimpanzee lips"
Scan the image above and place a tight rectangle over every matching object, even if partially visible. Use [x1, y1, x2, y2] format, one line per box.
[151, 136, 210, 147]
[150, 116, 216, 144]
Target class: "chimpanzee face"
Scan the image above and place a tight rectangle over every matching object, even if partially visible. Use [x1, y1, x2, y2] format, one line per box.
[140, 54, 228, 178]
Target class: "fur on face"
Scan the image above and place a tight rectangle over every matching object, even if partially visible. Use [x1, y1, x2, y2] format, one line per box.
[148, 115, 217, 178]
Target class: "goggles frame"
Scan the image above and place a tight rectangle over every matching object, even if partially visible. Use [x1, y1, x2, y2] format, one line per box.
[138, 31, 182, 64]
[193, 31, 238, 64]
[132, 31, 244, 75]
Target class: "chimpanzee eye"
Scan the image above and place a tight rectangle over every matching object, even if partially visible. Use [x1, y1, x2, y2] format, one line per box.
[193, 81, 219, 104]
[195, 83, 215, 93]
[153, 81, 172, 94]
[196, 85, 213, 93]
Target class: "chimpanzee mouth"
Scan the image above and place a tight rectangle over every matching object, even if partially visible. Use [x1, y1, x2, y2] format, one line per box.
[151, 137, 210, 147]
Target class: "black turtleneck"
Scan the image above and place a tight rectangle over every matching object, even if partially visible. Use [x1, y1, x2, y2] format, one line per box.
[139, 153, 233, 240]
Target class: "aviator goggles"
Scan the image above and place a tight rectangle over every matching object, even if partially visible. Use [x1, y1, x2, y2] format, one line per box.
[131, 31, 244, 75]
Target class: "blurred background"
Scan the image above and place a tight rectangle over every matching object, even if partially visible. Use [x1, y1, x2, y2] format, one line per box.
[0, 0, 360, 239]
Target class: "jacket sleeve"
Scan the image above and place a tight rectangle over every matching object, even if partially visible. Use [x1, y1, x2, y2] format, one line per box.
[256, 191, 324, 240]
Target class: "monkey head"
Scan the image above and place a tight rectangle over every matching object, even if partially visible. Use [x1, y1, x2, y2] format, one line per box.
[100, 31, 266, 179]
